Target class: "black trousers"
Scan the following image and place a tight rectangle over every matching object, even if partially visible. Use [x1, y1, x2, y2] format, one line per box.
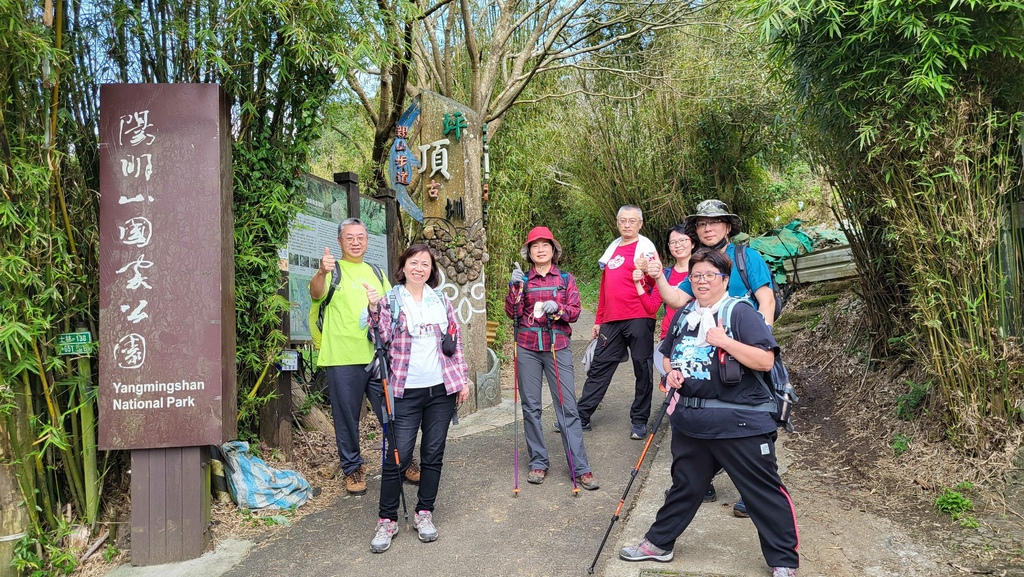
[577, 318, 655, 426]
[378, 383, 457, 520]
[645, 427, 800, 568]
[326, 364, 385, 475]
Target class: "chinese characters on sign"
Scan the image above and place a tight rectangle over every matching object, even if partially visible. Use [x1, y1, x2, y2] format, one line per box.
[443, 111, 467, 141]
[114, 112, 158, 370]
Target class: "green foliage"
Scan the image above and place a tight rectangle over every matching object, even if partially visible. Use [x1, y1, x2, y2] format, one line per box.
[556, 0, 802, 251]
[751, 0, 1024, 454]
[102, 544, 120, 563]
[237, 507, 294, 528]
[896, 380, 931, 420]
[891, 433, 911, 457]
[934, 484, 975, 525]
[958, 515, 980, 529]
[482, 0, 812, 324]
[12, 525, 79, 576]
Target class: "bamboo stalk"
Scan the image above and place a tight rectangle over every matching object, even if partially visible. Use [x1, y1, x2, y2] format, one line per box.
[29, 338, 86, 515]
[78, 354, 98, 526]
[19, 370, 56, 529]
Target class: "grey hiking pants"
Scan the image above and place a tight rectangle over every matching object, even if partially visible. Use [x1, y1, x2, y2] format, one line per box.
[517, 346, 590, 477]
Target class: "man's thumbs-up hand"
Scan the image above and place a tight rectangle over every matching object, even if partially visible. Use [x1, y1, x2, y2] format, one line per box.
[321, 247, 336, 273]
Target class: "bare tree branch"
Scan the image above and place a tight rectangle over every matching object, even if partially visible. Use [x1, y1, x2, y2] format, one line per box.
[346, 71, 379, 127]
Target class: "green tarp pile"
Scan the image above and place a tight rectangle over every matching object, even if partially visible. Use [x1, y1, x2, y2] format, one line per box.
[733, 220, 848, 285]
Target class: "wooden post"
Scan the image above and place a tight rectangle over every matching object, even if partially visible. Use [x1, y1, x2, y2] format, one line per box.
[334, 172, 360, 220]
[375, 187, 404, 278]
[260, 280, 294, 460]
[130, 447, 211, 565]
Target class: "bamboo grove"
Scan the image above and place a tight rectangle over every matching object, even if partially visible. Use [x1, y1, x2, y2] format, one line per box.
[753, 0, 1024, 454]
[1, 0, 366, 566]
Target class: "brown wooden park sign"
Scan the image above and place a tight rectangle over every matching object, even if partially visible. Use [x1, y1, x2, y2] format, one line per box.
[99, 84, 236, 565]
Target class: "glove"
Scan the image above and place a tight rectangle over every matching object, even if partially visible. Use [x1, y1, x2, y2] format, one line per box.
[511, 262, 524, 285]
[540, 300, 559, 314]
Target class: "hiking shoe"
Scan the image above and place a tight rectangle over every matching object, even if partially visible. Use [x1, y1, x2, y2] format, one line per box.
[581, 420, 592, 431]
[733, 499, 749, 518]
[576, 472, 600, 490]
[772, 568, 797, 577]
[414, 510, 438, 543]
[404, 460, 421, 484]
[630, 423, 647, 440]
[704, 483, 717, 503]
[619, 538, 673, 562]
[345, 466, 367, 495]
[370, 518, 398, 553]
[527, 469, 547, 484]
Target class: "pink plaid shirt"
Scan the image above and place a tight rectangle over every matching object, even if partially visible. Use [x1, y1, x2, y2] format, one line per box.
[370, 292, 470, 398]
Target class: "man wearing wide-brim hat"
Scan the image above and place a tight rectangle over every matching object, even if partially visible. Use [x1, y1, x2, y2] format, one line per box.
[648, 199, 776, 326]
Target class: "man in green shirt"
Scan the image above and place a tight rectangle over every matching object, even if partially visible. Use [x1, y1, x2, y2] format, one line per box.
[310, 217, 393, 495]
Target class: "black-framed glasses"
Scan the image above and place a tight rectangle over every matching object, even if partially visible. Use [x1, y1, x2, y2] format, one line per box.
[668, 239, 691, 247]
[696, 219, 725, 229]
[690, 272, 725, 282]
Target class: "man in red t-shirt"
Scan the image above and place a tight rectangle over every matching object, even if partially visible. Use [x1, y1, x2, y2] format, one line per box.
[578, 205, 662, 439]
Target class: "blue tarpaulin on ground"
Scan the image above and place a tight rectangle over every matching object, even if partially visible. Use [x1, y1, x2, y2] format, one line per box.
[221, 441, 313, 510]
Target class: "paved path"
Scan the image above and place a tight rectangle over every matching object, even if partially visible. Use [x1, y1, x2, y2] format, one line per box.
[107, 308, 954, 577]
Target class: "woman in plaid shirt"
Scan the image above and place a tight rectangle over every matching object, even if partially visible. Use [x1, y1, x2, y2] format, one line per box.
[363, 244, 470, 553]
[505, 226, 598, 491]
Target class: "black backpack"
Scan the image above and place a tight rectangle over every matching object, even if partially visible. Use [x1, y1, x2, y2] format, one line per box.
[733, 243, 786, 320]
[670, 297, 798, 432]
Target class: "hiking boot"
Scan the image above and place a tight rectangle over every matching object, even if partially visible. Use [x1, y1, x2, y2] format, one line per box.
[345, 466, 367, 496]
[704, 483, 717, 503]
[414, 510, 438, 543]
[772, 568, 797, 577]
[527, 469, 547, 484]
[619, 538, 673, 562]
[581, 420, 592, 431]
[404, 460, 421, 484]
[576, 472, 600, 490]
[733, 499, 748, 518]
[370, 518, 398, 553]
[630, 423, 647, 440]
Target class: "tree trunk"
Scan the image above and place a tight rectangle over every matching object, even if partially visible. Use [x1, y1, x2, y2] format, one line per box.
[0, 421, 30, 577]
[291, 382, 334, 436]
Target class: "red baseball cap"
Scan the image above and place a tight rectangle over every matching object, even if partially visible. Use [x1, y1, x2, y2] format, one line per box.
[521, 226, 563, 263]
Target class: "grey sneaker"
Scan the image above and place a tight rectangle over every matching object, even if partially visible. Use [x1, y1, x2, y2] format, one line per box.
[414, 510, 438, 543]
[370, 518, 398, 553]
[772, 568, 797, 577]
[619, 538, 673, 562]
[630, 423, 647, 440]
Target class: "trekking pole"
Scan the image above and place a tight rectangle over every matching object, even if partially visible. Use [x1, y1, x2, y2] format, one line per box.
[368, 313, 409, 526]
[511, 287, 522, 497]
[547, 316, 579, 496]
[587, 383, 677, 574]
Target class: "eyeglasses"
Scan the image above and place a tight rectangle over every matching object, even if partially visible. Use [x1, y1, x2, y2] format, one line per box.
[696, 219, 725, 229]
[668, 239, 691, 247]
[690, 272, 725, 282]
[617, 218, 640, 225]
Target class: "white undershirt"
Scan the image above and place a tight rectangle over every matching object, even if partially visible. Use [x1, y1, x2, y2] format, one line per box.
[404, 298, 443, 389]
